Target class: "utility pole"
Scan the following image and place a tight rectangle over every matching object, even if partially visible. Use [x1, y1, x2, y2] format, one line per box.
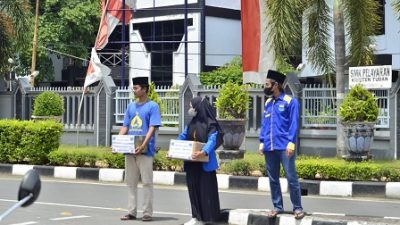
[31, 0, 40, 87]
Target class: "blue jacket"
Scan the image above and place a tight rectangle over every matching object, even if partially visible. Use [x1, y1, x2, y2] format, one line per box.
[177, 127, 219, 172]
[259, 93, 299, 152]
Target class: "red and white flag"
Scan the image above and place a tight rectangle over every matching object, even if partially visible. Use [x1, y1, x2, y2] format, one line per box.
[84, 0, 136, 88]
[84, 48, 112, 88]
[95, 0, 136, 50]
[241, 0, 275, 84]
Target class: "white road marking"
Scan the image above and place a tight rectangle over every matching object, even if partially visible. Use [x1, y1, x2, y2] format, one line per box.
[384, 216, 400, 220]
[8, 222, 38, 225]
[0, 198, 191, 217]
[49, 215, 90, 221]
[312, 212, 346, 216]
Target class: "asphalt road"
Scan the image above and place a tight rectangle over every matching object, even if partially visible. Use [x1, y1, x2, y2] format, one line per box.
[1, 175, 400, 225]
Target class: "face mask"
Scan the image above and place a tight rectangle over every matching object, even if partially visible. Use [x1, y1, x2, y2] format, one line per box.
[263, 86, 274, 96]
[188, 108, 197, 117]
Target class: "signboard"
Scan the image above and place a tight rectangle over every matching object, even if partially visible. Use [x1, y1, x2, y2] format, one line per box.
[349, 65, 392, 89]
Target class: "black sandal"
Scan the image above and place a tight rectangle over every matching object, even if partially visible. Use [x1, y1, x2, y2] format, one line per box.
[120, 214, 136, 220]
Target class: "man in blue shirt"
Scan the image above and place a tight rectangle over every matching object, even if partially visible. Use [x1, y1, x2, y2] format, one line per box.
[259, 70, 304, 219]
[119, 77, 161, 222]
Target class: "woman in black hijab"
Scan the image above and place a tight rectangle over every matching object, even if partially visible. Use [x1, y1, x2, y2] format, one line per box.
[177, 96, 222, 225]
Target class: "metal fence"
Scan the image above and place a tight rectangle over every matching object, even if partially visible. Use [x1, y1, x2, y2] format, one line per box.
[114, 86, 180, 125]
[29, 87, 96, 130]
[301, 84, 390, 128]
[15, 83, 392, 130]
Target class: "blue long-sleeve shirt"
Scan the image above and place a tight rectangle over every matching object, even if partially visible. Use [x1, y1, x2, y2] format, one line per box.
[177, 127, 219, 172]
[259, 93, 299, 152]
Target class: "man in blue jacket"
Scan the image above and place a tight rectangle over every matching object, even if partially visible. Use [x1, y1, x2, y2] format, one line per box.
[259, 70, 305, 219]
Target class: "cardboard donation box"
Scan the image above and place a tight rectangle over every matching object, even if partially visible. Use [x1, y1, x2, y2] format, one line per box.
[168, 139, 208, 162]
[111, 135, 147, 154]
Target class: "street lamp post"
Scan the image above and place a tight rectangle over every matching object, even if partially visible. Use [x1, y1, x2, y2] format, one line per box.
[7, 58, 14, 92]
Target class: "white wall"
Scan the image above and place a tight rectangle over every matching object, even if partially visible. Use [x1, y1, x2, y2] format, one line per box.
[173, 13, 201, 85]
[374, 0, 400, 69]
[136, 0, 198, 9]
[206, 0, 240, 10]
[130, 3, 242, 85]
[136, 0, 241, 10]
[130, 13, 201, 86]
[129, 29, 151, 85]
[205, 16, 241, 67]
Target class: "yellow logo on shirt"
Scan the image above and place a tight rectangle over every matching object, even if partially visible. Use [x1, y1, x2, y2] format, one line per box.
[131, 112, 143, 129]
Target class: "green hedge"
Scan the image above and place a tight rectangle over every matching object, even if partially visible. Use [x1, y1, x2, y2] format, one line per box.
[296, 158, 400, 181]
[0, 120, 63, 164]
[48, 148, 184, 171]
[6, 140, 400, 182]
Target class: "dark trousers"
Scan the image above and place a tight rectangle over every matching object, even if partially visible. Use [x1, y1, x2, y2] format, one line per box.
[186, 162, 221, 222]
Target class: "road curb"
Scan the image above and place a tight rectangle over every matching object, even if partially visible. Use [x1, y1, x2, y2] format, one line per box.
[226, 209, 400, 225]
[1, 163, 399, 199]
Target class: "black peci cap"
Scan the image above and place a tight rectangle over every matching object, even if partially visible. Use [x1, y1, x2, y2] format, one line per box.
[132, 77, 149, 85]
[266, 70, 286, 85]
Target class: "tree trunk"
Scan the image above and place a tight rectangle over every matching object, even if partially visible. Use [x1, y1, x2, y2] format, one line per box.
[333, 0, 346, 157]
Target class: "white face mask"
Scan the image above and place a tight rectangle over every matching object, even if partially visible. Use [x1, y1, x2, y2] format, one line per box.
[188, 108, 197, 117]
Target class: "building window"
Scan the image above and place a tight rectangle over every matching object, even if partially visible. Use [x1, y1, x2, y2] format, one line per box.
[132, 18, 193, 86]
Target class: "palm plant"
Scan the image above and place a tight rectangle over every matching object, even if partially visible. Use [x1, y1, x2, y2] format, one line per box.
[394, 0, 400, 21]
[266, 0, 381, 156]
[0, 0, 32, 75]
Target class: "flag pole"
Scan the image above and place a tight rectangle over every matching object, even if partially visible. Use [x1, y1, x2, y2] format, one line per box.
[121, 0, 126, 87]
[76, 91, 86, 147]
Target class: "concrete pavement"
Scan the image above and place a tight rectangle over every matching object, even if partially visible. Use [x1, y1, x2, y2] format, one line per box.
[2, 163, 400, 225]
[224, 209, 400, 225]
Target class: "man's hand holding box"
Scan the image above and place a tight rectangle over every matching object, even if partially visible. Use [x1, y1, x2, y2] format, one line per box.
[112, 135, 147, 154]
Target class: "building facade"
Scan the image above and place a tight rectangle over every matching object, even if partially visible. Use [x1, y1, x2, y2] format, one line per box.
[128, 0, 241, 86]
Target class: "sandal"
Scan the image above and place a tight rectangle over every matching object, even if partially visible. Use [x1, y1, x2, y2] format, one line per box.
[267, 209, 280, 218]
[120, 214, 136, 220]
[294, 210, 305, 219]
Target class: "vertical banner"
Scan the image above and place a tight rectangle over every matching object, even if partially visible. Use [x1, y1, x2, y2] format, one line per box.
[241, 0, 275, 84]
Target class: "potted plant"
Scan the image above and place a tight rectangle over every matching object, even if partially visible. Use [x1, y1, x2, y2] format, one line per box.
[215, 81, 249, 152]
[32, 91, 64, 121]
[338, 84, 379, 161]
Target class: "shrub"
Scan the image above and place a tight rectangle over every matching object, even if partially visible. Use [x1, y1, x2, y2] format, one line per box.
[200, 56, 243, 85]
[32, 91, 64, 116]
[0, 120, 63, 164]
[339, 84, 378, 122]
[48, 150, 71, 166]
[154, 150, 183, 171]
[49, 147, 105, 167]
[147, 82, 163, 113]
[220, 160, 252, 176]
[102, 153, 125, 169]
[215, 82, 249, 119]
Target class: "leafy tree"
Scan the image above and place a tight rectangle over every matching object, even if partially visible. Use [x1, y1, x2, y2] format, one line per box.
[394, 0, 400, 21]
[39, 0, 102, 60]
[0, 0, 32, 77]
[2, 0, 102, 83]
